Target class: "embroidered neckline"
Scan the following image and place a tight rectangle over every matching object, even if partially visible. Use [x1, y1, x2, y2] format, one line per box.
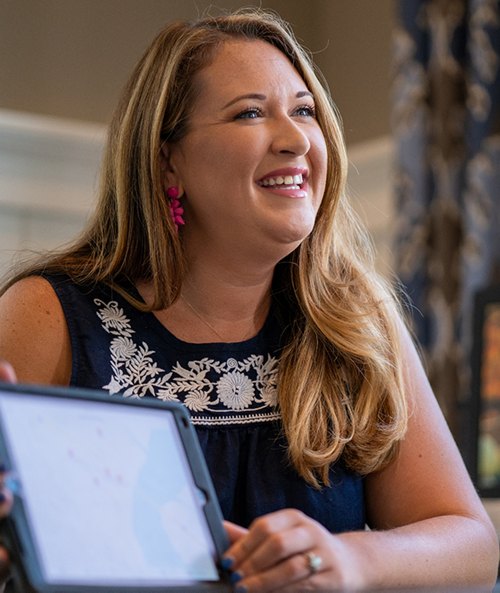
[94, 298, 281, 426]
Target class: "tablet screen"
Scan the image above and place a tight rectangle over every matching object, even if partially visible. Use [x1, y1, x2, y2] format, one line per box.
[0, 389, 221, 587]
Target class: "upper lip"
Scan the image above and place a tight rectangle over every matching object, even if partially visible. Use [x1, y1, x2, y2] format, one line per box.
[257, 167, 309, 183]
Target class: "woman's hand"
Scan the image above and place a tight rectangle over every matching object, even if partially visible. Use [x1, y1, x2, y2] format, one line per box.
[0, 361, 16, 385]
[0, 359, 16, 589]
[222, 509, 365, 592]
[0, 359, 16, 520]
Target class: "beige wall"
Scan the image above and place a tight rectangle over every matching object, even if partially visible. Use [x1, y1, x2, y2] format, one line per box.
[0, 0, 395, 145]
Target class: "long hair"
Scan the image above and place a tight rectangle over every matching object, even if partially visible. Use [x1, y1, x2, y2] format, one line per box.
[2, 8, 408, 487]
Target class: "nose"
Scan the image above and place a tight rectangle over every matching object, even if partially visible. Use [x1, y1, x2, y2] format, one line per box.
[271, 115, 311, 156]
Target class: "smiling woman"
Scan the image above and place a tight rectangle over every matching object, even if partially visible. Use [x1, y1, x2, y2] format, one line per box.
[0, 7, 498, 593]
[163, 38, 327, 262]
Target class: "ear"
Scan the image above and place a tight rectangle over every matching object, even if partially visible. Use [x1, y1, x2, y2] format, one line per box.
[159, 142, 184, 194]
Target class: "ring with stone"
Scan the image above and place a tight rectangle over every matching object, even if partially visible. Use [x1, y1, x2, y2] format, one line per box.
[305, 551, 323, 575]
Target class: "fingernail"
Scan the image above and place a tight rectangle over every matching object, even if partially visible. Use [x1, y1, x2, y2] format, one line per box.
[230, 571, 243, 584]
[220, 557, 233, 570]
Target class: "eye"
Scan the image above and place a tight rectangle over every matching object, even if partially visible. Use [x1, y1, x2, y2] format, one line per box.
[234, 107, 263, 120]
[294, 104, 316, 118]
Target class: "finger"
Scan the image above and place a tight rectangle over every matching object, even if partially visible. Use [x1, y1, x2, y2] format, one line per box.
[0, 469, 14, 589]
[237, 524, 314, 576]
[0, 464, 9, 491]
[0, 361, 16, 384]
[0, 464, 14, 520]
[222, 521, 249, 574]
[0, 544, 10, 585]
[226, 509, 306, 570]
[0, 484, 13, 520]
[224, 520, 248, 544]
[236, 551, 322, 593]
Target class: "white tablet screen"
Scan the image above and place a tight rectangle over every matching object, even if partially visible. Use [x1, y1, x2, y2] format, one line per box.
[0, 390, 220, 586]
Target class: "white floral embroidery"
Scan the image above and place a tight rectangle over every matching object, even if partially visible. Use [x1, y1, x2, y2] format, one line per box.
[216, 371, 254, 410]
[95, 299, 134, 337]
[95, 299, 280, 424]
[184, 390, 212, 412]
[95, 298, 172, 398]
[111, 336, 137, 361]
[261, 381, 278, 408]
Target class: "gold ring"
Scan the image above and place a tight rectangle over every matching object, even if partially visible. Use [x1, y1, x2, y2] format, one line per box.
[305, 551, 323, 574]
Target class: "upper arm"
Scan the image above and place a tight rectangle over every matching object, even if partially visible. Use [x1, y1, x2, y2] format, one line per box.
[365, 322, 490, 530]
[0, 276, 71, 385]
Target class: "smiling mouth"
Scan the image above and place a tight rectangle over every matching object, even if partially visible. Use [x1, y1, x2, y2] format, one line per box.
[258, 173, 304, 190]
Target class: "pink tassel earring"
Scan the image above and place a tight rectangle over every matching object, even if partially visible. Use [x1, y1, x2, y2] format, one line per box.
[167, 186, 185, 230]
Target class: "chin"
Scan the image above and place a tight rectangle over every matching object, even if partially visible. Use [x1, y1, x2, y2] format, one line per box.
[249, 212, 317, 257]
[273, 221, 315, 248]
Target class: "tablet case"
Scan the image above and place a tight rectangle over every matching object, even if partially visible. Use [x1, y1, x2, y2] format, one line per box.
[0, 382, 232, 593]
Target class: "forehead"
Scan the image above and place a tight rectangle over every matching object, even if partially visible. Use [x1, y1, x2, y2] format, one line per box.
[193, 38, 308, 102]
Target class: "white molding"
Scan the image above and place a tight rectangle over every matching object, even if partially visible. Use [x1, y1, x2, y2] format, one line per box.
[0, 109, 105, 145]
[0, 110, 395, 270]
[0, 108, 394, 219]
[0, 109, 106, 216]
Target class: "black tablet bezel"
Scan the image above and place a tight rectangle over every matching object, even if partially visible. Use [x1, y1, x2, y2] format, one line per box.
[0, 382, 231, 593]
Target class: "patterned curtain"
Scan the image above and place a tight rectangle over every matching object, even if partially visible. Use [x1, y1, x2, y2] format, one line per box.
[393, 0, 500, 442]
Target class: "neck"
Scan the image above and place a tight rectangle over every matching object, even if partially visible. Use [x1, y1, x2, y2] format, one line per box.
[181, 263, 274, 322]
[138, 263, 275, 344]
[178, 264, 273, 342]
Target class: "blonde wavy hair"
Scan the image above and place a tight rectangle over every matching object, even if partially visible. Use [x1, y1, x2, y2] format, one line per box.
[2, 8, 408, 487]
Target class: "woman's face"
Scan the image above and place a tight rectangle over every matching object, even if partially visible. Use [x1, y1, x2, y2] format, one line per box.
[167, 39, 328, 262]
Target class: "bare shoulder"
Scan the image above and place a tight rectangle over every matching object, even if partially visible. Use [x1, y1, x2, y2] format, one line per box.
[0, 276, 71, 385]
[365, 319, 491, 530]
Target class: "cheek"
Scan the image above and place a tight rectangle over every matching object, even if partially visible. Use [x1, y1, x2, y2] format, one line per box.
[311, 131, 328, 174]
[177, 137, 255, 219]
[189, 136, 256, 183]
[311, 137, 328, 197]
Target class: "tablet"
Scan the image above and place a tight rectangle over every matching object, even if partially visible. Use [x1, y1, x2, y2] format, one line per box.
[0, 383, 231, 593]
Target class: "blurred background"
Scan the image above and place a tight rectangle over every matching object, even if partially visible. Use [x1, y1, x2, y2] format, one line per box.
[0, 0, 396, 273]
[1, 0, 500, 523]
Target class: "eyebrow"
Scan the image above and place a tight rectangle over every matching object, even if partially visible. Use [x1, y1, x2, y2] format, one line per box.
[222, 91, 314, 109]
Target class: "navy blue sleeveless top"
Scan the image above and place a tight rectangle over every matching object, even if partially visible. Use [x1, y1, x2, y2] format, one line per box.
[44, 274, 365, 532]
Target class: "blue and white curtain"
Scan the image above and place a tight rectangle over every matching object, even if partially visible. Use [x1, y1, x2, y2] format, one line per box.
[393, 0, 500, 438]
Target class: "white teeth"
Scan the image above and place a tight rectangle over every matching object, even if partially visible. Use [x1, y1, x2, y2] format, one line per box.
[260, 173, 304, 187]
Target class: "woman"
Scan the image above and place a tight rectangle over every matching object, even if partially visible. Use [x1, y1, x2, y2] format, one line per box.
[0, 8, 498, 592]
